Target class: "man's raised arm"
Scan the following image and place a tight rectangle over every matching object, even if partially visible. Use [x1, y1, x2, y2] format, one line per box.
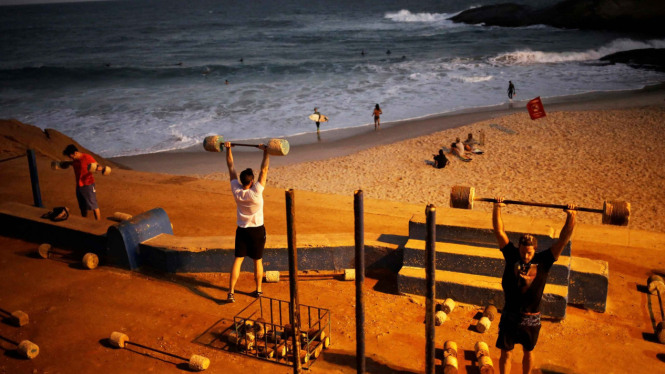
[551, 204, 577, 260]
[257, 144, 269, 187]
[493, 197, 510, 249]
[224, 142, 238, 181]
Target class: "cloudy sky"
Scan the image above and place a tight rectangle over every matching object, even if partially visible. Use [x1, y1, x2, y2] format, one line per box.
[0, 0, 106, 5]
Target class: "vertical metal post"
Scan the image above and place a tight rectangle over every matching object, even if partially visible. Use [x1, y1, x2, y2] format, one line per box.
[425, 204, 436, 374]
[354, 190, 365, 374]
[285, 189, 302, 374]
[26, 149, 43, 208]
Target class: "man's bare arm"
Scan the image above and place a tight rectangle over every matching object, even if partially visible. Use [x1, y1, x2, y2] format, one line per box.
[224, 142, 238, 181]
[551, 204, 577, 260]
[257, 144, 269, 187]
[493, 197, 510, 249]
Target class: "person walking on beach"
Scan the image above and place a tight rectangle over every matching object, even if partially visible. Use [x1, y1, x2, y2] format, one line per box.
[373, 104, 383, 130]
[493, 198, 576, 374]
[314, 107, 322, 132]
[508, 81, 516, 100]
[225, 141, 270, 303]
[62, 144, 102, 221]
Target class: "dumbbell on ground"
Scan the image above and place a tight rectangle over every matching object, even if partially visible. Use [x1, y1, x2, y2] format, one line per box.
[264, 269, 355, 283]
[483, 305, 498, 322]
[449, 186, 630, 226]
[38, 244, 99, 269]
[0, 336, 39, 359]
[109, 332, 210, 371]
[0, 308, 28, 327]
[477, 305, 496, 333]
[443, 341, 458, 374]
[474, 341, 494, 374]
[87, 162, 112, 176]
[647, 275, 665, 344]
[203, 136, 290, 156]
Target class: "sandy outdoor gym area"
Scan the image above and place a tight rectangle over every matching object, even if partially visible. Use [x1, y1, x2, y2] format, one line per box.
[1, 91, 665, 373]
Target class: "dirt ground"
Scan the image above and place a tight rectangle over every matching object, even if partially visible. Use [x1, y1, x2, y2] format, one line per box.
[1, 157, 665, 374]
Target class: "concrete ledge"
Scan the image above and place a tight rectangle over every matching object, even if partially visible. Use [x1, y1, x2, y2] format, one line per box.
[569, 257, 609, 312]
[409, 211, 571, 256]
[402, 239, 571, 286]
[139, 233, 402, 273]
[0, 202, 110, 253]
[397, 266, 568, 319]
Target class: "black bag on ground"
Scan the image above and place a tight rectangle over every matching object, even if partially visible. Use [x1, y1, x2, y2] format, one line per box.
[41, 207, 69, 222]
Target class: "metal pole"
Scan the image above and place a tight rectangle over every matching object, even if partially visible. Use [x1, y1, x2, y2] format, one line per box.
[26, 149, 43, 208]
[354, 190, 365, 374]
[285, 189, 302, 374]
[425, 204, 436, 374]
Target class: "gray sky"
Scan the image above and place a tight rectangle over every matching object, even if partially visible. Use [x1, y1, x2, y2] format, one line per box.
[0, 0, 105, 5]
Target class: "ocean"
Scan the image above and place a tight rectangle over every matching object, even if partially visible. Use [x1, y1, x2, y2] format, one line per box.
[1, 0, 664, 157]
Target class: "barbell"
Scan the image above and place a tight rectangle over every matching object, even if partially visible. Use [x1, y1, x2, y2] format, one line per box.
[109, 332, 210, 371]
[38, 243, 99, 270]
[647, 275, 665, 344]
[449, 186, 630, 226]
[203, 135, 290, 156]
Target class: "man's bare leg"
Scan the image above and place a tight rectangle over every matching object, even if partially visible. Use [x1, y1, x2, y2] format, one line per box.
[229, 257, 244, 294]
[500, 349, 512, 374]
[522, 349, 534, 374]
[254, 259, 263, 293]
[93, 208, 101, 221]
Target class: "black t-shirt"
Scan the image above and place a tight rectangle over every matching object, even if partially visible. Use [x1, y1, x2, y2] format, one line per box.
[501, 242, 556, 314]
[433, 154, 448, 169]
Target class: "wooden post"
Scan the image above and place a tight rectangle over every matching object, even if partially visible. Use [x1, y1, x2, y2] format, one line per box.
[285, 189, 302, 374]
[354, 190, 365, 374]
[425, 204, 436, 374]
[26, 149, 43, 208]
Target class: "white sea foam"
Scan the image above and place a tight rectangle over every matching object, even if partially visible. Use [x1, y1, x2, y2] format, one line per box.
[385, 9, 455, 23]
[491, 38, 665, 65]
[450, 75, 493, 83]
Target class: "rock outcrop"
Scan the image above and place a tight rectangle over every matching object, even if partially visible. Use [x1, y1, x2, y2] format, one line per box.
[450, 0, 665, 36]
[600, 48, 665, 72]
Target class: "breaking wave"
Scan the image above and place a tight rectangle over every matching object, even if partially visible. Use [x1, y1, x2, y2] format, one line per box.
[385, 9, 456, 23]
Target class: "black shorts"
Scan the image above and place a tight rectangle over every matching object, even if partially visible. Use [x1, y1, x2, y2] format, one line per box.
[496, 313, 541, 352]
[76, 183, 99, 212]
[235, 225, 266, 260]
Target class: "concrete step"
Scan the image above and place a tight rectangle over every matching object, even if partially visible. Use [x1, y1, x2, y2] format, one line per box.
[403, 239, 571, 286]
[397, 266, 568, 319]
[409, 212, 571, 256]
[569, 257, 609, 312]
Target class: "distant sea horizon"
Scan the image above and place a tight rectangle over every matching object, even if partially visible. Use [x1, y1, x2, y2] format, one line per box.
[1, 0, 664, 157]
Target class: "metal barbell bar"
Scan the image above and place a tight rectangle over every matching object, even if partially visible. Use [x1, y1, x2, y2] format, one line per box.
[203, 136, 290, 156]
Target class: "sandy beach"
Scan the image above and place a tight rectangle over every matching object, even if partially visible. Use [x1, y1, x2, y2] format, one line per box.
[185, 94, 665, 233]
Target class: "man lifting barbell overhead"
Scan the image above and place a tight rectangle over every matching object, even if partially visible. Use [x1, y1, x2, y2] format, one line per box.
[492, 197, 576, 374]
[224, 141, 270, 303]
[61, 144, 102, 221]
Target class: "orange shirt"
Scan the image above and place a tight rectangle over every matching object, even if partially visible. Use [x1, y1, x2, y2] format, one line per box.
[72, 153, 96, 187]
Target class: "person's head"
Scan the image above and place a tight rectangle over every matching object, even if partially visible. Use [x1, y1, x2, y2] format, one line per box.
[239, 168, 255, 187]
[375, 104, 380, 110]
[518, 234, 538, 263]
[467, 133, 473, 139]
[455, 137, 461, 143]
[438, 150, 444, 156]
[63, 144, 81, 160]
[509, 81, 512, 84]
[314, 107, 318, 112]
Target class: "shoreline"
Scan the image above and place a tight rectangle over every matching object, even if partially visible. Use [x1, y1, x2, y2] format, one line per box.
[112, 83, 665, 175]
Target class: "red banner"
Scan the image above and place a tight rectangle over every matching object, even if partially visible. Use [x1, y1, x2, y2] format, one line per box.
[527, 97, 546, 120]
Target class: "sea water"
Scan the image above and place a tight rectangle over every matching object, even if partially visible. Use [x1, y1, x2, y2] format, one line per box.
[1, 0, 664, 157]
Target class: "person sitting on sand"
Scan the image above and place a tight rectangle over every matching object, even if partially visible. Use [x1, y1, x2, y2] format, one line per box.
[62, 144, 102, 220]
[493, 197, 576, 374]
[463, 133, 480, 151]
[433, 150, 449, 169]
[224, 141, 270, 303]
[373, 104, 382, 130]
[451, 138, 472, 162]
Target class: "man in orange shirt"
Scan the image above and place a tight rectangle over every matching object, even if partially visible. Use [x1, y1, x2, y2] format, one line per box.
[63, 144, 101, 220]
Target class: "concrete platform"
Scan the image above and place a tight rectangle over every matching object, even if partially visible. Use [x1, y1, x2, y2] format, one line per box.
[569, 257, 609, 312]
[139, 232, 403, 273]
[397, 266, 568, 319]
[402, 239, 571, 286]
[409, 211, 572, 256]
[0, 202, 110, 254]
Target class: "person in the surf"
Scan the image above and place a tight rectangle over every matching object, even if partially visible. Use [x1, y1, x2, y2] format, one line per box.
[372, 104, 382, 130]
[386, 50, 391, 55]
[508, 81, 516, 100]
[361, 50, 365, 56]
[314, 108, 322, 132]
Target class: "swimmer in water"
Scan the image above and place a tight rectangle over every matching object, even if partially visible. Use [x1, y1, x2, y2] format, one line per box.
[386, 50, 391, 55]
[372, 104, 382, 130]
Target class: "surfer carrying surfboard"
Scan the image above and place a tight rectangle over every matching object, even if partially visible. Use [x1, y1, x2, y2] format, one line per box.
[314, 108, 321, 132]
[373, 104, 383, 130]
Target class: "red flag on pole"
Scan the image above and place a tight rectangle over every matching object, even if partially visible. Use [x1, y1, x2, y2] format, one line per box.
[527, 97, 546, 120]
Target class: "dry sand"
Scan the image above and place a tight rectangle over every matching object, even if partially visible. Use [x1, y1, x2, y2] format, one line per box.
[196, 106, 665, 233]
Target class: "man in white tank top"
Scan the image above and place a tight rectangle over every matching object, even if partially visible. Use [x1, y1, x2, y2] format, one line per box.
[224, 141, 270, 303]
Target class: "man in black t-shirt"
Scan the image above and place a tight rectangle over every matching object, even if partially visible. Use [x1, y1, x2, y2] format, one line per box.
[492, 197, 577, 374]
